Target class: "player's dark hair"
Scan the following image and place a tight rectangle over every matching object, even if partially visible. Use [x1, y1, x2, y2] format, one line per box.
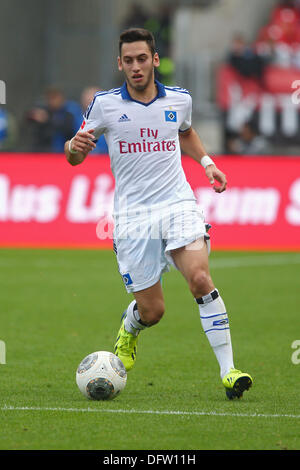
[119, 28, 156, 57]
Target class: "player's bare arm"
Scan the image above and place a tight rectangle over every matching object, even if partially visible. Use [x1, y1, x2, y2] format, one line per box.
[179, 127, 227, 193]
[65, 128, 96, 166]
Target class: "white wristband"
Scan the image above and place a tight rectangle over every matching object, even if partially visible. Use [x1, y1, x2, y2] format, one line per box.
[68, 137, 78, 154]
[201, 155, 215, 168]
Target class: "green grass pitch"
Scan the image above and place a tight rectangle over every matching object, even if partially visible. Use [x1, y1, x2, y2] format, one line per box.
[0, 248, 299, 450]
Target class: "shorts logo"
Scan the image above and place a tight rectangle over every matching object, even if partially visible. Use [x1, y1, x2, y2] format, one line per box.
[165, 111, 177, 122]
[80, 120, 86, 129]
[122, 273, 133, 286]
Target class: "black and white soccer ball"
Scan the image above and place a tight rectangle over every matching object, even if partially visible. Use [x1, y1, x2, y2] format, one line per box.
[76, 351, 127, 400]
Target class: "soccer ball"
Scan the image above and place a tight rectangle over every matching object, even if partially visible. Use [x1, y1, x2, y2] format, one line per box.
[76, 351, 127, 400]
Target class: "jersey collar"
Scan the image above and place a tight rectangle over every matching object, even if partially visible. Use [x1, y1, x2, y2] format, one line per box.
[120, 79, 166, 106]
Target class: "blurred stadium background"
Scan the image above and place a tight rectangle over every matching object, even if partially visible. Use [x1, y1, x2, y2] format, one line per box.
[1, 1, 300, 452]
[0, 0, 300, 249]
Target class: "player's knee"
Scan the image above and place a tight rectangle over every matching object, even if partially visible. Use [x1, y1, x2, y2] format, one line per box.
[139, 300, 165, 326]
[189, 269, 212, 298]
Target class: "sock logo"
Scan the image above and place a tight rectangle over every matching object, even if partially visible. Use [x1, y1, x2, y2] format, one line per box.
[213, 318, 229, 327]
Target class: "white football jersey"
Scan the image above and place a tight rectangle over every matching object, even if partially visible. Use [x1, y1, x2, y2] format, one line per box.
[81, 80, 196, 217]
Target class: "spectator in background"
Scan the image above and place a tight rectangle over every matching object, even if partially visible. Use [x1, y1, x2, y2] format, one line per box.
[79, 86, 108, 154]
[229, 121, 270, 155]
[227, 33, 267, 83]
[122, 2, 174, 85]
[255, 0, 300, 68]
[0, 107, 18, 151]
[26, 86, 75, 152]
[148, 4, 174, 85]
[121, 2, 148, 29]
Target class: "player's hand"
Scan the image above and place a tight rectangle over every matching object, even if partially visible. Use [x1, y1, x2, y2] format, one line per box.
[70, 129, 97, 154]
[205, 164, 227, 193]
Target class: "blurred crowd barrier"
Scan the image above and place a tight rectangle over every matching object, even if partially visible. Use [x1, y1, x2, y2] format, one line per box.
[218, 0, 300, 154]
[0, 153, 299, 250]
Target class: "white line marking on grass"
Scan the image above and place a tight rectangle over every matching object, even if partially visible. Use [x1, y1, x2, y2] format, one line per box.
[1, 253, 299, 270]
[1, 405, 300, 419]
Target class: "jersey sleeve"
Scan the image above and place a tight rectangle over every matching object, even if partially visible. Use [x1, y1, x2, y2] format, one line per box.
[80, 95, 106, 140]
[179, 93, 192, 133]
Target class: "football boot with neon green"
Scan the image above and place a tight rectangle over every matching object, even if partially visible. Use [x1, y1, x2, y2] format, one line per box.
[114, 312, 138, 372]
[222, 368, 253, 400]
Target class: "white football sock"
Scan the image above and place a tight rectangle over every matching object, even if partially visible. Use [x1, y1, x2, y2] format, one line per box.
[123, 300, 147, 336]
[196, 289, 234, 379]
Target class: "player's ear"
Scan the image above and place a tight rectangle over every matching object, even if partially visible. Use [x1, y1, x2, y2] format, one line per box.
[153, 52, 160, 68]
[117, 56, 123, 71]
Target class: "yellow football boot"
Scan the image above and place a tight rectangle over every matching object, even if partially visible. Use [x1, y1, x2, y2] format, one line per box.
[114, 312, 138, 372]
[222, 368, 253, 399]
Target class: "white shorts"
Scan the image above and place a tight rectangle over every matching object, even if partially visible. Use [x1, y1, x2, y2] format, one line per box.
[113, 201, 207, 293]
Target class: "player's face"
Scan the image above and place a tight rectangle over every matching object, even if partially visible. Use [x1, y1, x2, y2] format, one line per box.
[118, 41, 160, 93]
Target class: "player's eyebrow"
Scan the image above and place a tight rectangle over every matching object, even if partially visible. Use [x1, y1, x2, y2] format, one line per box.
[123, 53, 149, 60]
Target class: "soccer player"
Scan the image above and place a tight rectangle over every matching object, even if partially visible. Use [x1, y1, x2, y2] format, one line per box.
[64, 28, 253, 400]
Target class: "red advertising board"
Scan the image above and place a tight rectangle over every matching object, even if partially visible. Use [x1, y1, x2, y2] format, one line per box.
[0, 153, 299, 250]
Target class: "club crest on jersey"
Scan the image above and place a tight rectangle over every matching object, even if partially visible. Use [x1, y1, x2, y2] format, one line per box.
[165, 110, 177, 122]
